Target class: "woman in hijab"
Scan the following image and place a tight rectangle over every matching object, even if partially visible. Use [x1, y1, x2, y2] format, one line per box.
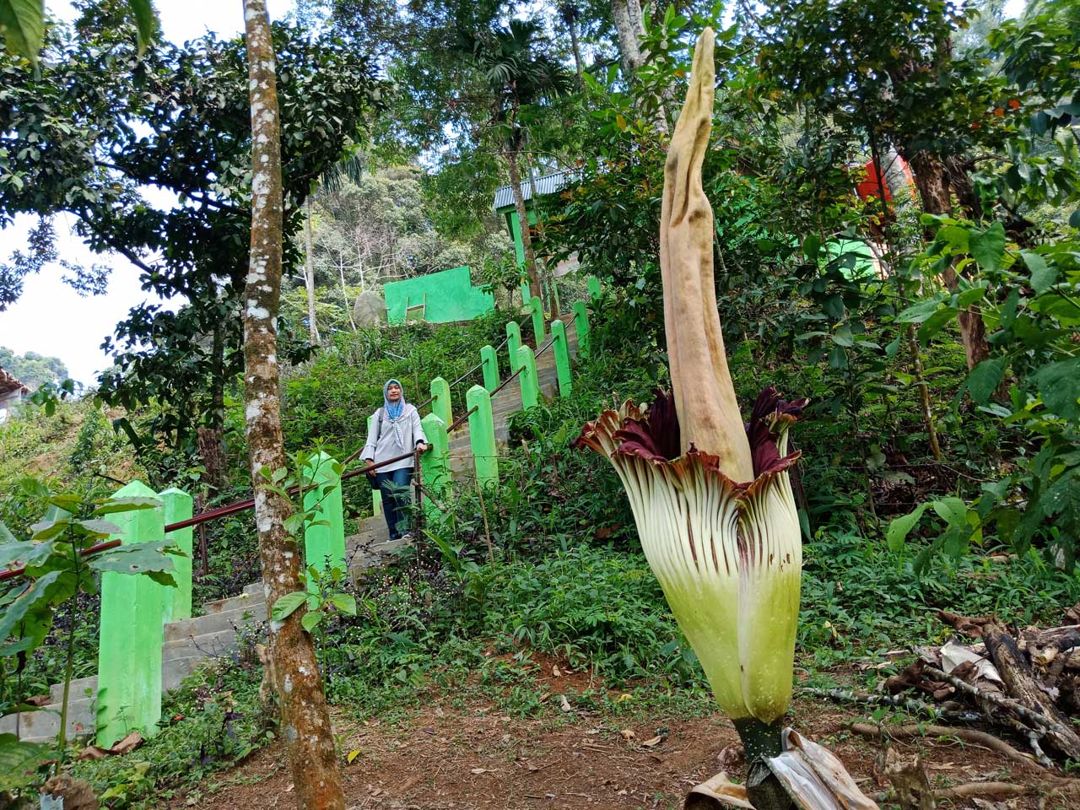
[361, 379, 429, 541]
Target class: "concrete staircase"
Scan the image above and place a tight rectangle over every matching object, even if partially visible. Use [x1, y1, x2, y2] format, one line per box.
[0, 523, 402, 744]
[0, 314, 579, 744]
[448, 315, 578, 477]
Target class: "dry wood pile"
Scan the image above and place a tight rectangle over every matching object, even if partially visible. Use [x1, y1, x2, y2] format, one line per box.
[883, 608, 1080, 770]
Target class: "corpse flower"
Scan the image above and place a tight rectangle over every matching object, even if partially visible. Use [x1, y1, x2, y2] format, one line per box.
[577, 28, 875, 810]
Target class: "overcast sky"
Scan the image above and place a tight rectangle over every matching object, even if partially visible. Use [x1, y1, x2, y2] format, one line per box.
[0, 0, 293, 386]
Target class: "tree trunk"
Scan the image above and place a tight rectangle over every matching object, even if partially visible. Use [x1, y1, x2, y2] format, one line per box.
[906, 150, 990, 371]
[339, 259, 357, 331]
[242, 2, 345, 808]
[304, 197, 320, 344]
[505, 146, 541, 303]
[611, 0, 644, 78]
[526, 162, 560, 320]
[199, 318, 228, 493]
[568, 18, 584, 79]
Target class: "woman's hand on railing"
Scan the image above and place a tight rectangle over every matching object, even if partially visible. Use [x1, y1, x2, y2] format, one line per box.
[416, 442, 430, 454]
[364, 460, 377, 478]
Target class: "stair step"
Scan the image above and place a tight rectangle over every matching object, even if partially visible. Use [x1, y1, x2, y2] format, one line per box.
[0, 697, 94, 743]
[49, 675, 97, 705]
[164, 602, 266, 642]
[203, 590, 264, 616]
[163, 628, 245, 663]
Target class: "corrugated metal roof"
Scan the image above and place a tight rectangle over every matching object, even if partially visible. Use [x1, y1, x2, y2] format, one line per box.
[0, 368, 29, 398]
[493, 169, 576, 211]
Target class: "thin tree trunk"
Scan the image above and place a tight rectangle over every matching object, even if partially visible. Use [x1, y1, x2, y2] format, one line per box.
[339, 259, 357, 330]
[568, 20, 584, 79]
[304, 197, 320, 344]
[907, 150, 990, 370]
[867, 132, 943, 461]
[242, 2, 344, 808]
[526, 162, 561, 320]
[611, 0, 644, 78]
[610, 0, 670, 132]
[505, 146, 541, 303]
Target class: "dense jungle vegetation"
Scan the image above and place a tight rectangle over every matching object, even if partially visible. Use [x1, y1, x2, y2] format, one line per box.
[1, 0, 1078, 806]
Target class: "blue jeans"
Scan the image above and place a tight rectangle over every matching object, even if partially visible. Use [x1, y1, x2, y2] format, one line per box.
[374, 467, 413, 540]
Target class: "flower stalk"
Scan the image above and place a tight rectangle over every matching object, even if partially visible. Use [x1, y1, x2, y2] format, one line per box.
[578, 27, 876, 810]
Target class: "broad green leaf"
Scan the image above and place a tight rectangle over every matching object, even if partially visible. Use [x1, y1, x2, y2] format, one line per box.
[0, 569, 61, 644]
[270, 591, 307, 621]
[127, 0, 156, 53]
[329, 593, 357, 615]
[0, 540, 53, 571]
[75, 519, 122, 537]
[898, 296, 947, 324]
[955, 286, 986, 308]
[1022, 251, 1056, 295]
[969, 222, 1006, 272]
[802, 234, 821, 261]
[831, 325, 853, 347]
[932, 497, 969, 529]
[827, 345, 847, 370]
[47, 494, 83, 513]
[965, 358, 1005, 404]
[0, 734, 53, 792]
[0, 0, 45, 65]
[87, 543, 176, 583]
[1041, 470, 1080, 524]
[94, 497, 161, 515]
[886, 503, 930, 551]
[0, 521, 16, 544]
[917, 307, 957, 343]
[1034, 358, 1080, 421]
[29, 517, 71, 542]
[301, 611, 323, 633]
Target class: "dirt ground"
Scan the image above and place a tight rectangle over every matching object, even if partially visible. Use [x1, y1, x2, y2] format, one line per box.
[169, 663, 1072, 810]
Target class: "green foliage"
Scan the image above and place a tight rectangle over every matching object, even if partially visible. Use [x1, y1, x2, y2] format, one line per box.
[70, 659, 268, 808]
[478, 546, 703, 686]
[800, 529, 1080, 668]
[0, 488, 179, 792]
[0, 346, 67, 390]
[280, 314, 506, 461]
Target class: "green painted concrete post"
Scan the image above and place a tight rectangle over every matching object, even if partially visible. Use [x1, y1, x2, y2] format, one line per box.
[97, 481, 164, 747]
[515, 345, 540, 410]
[160, 487, 193, 625]
[480, 345, 499, 392]
[420, 414, 450, 521]
[466, 385, 498, 489]
[573, 301, 590, 359]
[366, 413, 382, 517]
[303, 452, 346, 578]
[587, 275, 602, 302]
[550, 320, 572, 397]
[430, 376, 452, 428]
[529, 295, 544, 342]
[506, 321, 522, 371]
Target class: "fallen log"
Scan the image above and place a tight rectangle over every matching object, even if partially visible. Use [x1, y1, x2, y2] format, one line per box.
[981, 622, 1080, 761]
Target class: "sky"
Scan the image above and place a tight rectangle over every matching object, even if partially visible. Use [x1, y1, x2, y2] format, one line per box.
[0, 0, 293, 387]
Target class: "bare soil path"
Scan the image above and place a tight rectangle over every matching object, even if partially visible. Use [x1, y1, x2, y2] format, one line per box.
[169, 670, 1069, 810]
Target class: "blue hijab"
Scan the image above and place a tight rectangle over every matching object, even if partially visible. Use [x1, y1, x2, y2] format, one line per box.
[383, 379, 405, 421]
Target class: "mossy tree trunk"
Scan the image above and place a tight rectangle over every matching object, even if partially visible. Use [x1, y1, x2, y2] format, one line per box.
[242, 1, 344, 807]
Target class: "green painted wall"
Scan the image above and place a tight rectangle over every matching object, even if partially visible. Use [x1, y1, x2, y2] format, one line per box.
[383, 265, 495, 325]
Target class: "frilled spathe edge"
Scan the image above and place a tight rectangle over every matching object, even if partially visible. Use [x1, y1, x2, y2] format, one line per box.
[574, 387, 807, 496]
